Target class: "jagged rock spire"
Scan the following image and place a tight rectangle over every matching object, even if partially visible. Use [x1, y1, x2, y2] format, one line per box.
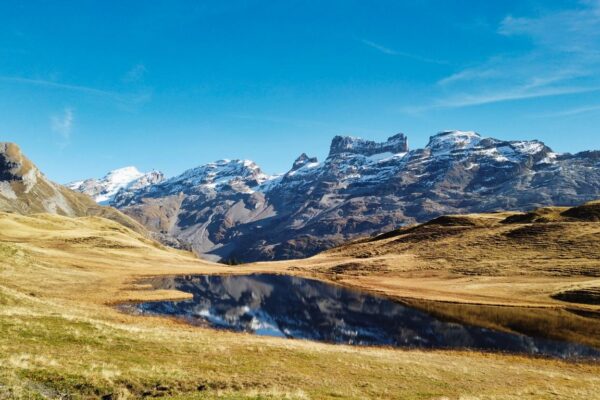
[292, 153, 318, 170]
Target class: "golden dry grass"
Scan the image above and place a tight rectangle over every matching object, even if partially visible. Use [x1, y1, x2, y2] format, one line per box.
[1, 211, 600, 399]
[281, 203, 600, 311]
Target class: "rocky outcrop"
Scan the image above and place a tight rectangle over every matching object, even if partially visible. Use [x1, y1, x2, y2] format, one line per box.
[329, 133, 408, 156]
[292, 153, 318, 171]
[0, 142, 148, 234]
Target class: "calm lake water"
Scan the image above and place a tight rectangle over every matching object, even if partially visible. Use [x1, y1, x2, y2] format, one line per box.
[122, 274, 600, 360]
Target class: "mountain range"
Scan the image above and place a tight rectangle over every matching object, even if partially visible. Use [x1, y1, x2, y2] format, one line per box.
[65, 130, 600, 263]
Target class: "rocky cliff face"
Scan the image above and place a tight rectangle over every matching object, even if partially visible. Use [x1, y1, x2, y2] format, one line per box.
[73, 131, 600, 262]
[0, 142, 148, 234]
[329, 133, 408, 156]
[0, 142, 93, 216]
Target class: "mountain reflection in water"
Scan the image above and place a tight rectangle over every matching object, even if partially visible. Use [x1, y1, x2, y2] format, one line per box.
[126, 274, 600, 360]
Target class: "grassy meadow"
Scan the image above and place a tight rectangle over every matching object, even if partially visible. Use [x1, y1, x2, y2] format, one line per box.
[0, 211, 599, 399]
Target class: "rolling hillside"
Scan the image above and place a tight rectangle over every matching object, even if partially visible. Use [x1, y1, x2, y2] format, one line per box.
[1, 210, 599, 399]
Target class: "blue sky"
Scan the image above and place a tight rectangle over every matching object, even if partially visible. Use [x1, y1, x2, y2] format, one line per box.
[1, 0, 599, 182]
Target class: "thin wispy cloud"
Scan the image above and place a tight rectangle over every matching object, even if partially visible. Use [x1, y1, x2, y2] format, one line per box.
[498, 2, 600, 52]
[51, 107, 74, 148]
[402, 85, 600, 114]
[536, 104, 600, 118]
[359, 39, 448, 64]
[0, 76, 152, 107]
[437, 57, 507, 86]
[360, 39, 397, 55]
[437, 85, 600, 109]
[1, 76, 114, 97]
[407, 1, 600, 111]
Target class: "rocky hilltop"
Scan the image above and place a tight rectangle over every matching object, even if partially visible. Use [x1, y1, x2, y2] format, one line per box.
[71, 131, 600, 262]
[0, 142, 148, 234]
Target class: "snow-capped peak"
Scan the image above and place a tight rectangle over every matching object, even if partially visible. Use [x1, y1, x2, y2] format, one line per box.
[104, 166, 143, 182]
[67, 166, 164, 205]
[510, 140, 546, 155]
[177, 159, 267, 182]
[156, 158, 273, 195]
[427, 130, 482, 154]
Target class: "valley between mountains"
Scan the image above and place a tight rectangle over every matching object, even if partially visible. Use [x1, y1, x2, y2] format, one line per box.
[1, 136, 600, 399]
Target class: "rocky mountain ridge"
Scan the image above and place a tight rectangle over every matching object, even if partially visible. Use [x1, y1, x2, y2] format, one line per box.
[70, 131, 600, 262]
[0, 142, 149, 234]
